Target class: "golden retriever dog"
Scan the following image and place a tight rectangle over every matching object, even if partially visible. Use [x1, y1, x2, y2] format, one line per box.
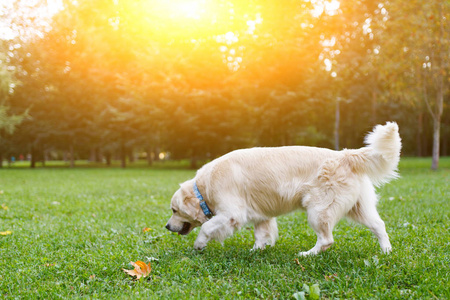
[166, 122, 401, 255]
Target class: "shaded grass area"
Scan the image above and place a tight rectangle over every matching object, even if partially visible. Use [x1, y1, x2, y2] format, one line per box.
[2, 159, 195, 169]
[0, 158, 449, 299]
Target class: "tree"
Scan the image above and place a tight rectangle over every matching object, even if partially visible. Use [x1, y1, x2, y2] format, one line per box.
[378, 0, 449, 169]
[0, 41, 27, 167]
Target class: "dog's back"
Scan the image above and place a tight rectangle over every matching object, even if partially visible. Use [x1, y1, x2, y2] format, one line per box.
[197, 122, 401, 216]
[197, 146, 342, 216]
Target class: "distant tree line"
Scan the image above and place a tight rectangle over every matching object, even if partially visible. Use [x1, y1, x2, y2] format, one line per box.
[0, 0, 448, 169]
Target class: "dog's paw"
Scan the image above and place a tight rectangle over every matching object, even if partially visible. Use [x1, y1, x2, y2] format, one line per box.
[382, 246, 392, 254]
[194, 241, 207, 251]
[299, 250, 318, 257]
[251, 243, 266, 251]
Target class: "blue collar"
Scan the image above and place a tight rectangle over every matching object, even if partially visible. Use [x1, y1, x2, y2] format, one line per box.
[193, 181, 213, 219]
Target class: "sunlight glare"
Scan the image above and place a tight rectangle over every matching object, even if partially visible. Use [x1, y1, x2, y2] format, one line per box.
[310, 0, 340, 18]
[157, 0, 206, 19]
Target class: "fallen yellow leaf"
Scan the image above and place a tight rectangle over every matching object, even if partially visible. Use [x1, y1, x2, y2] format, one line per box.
[1, 203, 8, 210]
[142, 227, 152, 232]
[122, 261, 151, 279]
[0, 231, 12, 236]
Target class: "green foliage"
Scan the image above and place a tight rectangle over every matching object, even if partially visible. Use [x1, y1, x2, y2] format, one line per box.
[0, 43, 27, 147]
[0, 158, 449, 298]
[0, 106, 25, 135]
[1, 0, 449, 165]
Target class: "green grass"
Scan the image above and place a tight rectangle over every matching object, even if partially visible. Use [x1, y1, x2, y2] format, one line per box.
[0, 157, 449, 299]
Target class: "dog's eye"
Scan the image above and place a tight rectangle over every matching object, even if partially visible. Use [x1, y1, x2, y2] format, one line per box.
[172, 208, 177, 214]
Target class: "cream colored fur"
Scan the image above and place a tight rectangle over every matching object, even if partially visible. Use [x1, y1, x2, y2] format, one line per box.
[166, 122, 401, 255]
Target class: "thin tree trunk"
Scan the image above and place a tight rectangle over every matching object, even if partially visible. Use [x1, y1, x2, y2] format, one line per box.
[334, 99, 340, 151]
[89, 148, 96, 162]
[154, 146, 160, 161]
[44, 149, 49, 162]
[0, 152, 3, 168]
[128, 148, 135, 163]
[105, 152, 112, 166]
[431, 0, 445, 170]
[416, 112, 424, 157]
[431, 80, 443, 170]
[69, 143, 75, 168]
[120, 141, 126, 168]
[431, 116, 440, 170]
[147, 147, 153, 166]
[41, 153, 45, 167]
[41, 146, 46, 167]
[30, 145, 36, 168]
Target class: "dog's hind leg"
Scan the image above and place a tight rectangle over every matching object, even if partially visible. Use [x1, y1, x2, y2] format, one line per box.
[300, 206, 337, 256]
[194, 215, 241, 250]
[252, 218, 278, 250]
[347, 181, 392, 253]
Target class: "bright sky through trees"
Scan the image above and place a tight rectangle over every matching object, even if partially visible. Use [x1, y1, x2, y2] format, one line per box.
[0, 0, 62, 40]
[1, 0, 340, 41]
[0, 0, 344, 76]
[0, 0, 344, 78]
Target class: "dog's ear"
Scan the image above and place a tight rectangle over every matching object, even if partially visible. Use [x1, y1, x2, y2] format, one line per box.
[194, 203, 209, 224]
[183, 195, 208, 224]
[179, 182, 207, 223]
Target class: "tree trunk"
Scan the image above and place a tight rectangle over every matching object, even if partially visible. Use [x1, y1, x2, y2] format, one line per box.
[147, 147, 153, 166]
[120, 141, 126, 168]
[41, 153, 45, 167]
[41, 146, 46, 167]
[30, 145, 36, 168]
[430, 72, 443, 170]
[105, 152, 112, 166]
[128, 148, 135, 163]
[416, 112, 424, 157]
[44, 149, 49, 162]
[334, 99, 340, 151]
[89, 148, 96, 162]
[0, 152, 3, 168]
[431, 116, 440, 170]
[69, 143, 75, 168]
[431, 0, 445, 170]
[154, 146, 160, 161]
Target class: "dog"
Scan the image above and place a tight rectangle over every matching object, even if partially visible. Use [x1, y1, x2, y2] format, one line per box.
[166, 122, 401, 255]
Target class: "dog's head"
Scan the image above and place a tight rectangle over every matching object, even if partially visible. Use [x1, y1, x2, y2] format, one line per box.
[165, 181, 207, 235]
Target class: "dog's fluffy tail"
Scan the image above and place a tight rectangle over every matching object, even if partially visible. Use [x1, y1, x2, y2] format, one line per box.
[344, 122, 402, 186]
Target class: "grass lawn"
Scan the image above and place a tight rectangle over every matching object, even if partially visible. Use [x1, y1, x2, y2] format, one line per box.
[0, 157, 449, 299]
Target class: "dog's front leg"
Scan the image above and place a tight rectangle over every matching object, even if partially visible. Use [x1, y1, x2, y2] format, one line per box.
[194, 215, 238, 250]
[253, 218, 278, 250]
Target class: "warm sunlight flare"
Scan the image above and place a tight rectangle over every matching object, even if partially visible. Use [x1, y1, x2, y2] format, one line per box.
[137, 0, 209, 20]
[165, 0, 204, 19]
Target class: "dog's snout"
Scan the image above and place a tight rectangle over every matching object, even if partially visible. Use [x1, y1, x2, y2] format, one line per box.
[165, 223, 171, 231]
